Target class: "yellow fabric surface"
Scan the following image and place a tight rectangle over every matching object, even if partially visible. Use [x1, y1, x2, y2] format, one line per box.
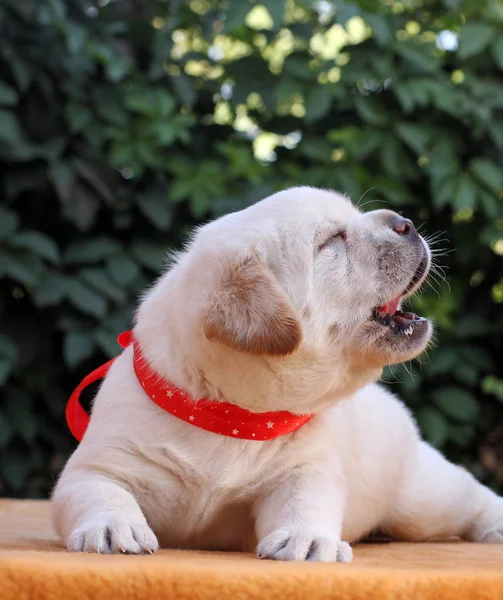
[2, 500, 503, 600]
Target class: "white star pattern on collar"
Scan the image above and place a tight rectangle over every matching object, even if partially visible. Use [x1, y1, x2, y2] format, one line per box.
[266, 421, 274, 429]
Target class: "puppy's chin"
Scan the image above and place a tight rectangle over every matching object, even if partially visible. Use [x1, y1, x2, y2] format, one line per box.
[354, 317, 432, 367]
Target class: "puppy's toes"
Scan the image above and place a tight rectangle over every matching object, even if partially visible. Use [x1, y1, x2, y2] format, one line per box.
[479, 529, 503, 544]
[308, 538, 353, 562]
[68, 517, 158, 555]
[466, 499, 503, 544]
[257, 528, 352, 563]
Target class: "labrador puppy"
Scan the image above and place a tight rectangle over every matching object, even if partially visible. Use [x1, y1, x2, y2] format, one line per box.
[52, 187, 503, 561]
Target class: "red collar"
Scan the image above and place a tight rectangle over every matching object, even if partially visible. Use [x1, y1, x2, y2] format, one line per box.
[66, 331, 314, 442]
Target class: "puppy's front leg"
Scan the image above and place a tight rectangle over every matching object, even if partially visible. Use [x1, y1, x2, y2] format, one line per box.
[52, 470, 158, 554]
[254, 464, 351, 562]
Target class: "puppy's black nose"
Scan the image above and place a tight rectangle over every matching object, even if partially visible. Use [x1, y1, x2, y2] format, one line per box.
[391, 216, 416, 237]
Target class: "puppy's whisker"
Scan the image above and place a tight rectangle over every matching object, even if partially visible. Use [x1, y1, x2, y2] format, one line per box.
[401, 361, 414, 380]
[424, 279, 441, 298]
[356, 187, 377, 208]
[358, 198, 390, 210]
[428, 271, 449, 292]
[423, 229, 448, 241]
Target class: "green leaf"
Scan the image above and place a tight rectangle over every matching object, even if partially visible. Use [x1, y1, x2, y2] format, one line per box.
[448, 424, 475, 448]
[94, 329, 122, 358]
[66, 279, 108, 318]
[137, 190, 174, 230]
[0, 110, 24, 144]
[106, 254, 141, 286]
[380, 136, 404, 179]
[0, 411, 13, 448]
[457, 345, 493, 371]
[479, 191, 500, 219]
[189, 189, 211, 219]
[453, 175, 477, 211]
[364, 13, 393, 47]
[458, 23, 495, 60]
[395, 42, 439, 73]
[170, 74, 197, 108]
[63, 330, 95, 368]
[0, 333, 18, 363]
[456, 316, 492, 338]
[79, 268, 125, 303]
[0, 82, 19, 107]
[469, 158, 502, 195]
[10, 232, 60, 263]
[66, 103, 93, 133]
[125, 88, 176, 118]
[0, 249, 41, 286]
[106, 56, 131, 83]
[491, 37, 503, 70]
[130, 241, 166, 272]
[61, 180, 99, 232]
[433, 387, 479, 423]
[48, 162, 75, 203]
[0, 206, 19, 239]
[0, 448, 31, 490]
[395, 123, 432, 155]
[223, 0, 251, 32]
[416, 407, 449, 447]
[482, 376, 503, 402]
[355, 97, 389, 126]
[305, 86, 332, 123]
[262, 0, 285, 28]
[0, 359, 12, 386]
[5, 390, 37, 443]
[424, 347, 457, 376]
[432, 174, 457, 209]
[72, 158, 114, 204]
[33, 274, 68, 307]
[65, 22, 87, 53]
[454, 364, 479, 386]
[64, 238, 122, 264]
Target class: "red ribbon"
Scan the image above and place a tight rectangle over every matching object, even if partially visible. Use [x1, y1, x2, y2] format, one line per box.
[66, 331, 314, 442]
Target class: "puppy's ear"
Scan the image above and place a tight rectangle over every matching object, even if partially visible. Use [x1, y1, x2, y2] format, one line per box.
[203, 255, 302, 356]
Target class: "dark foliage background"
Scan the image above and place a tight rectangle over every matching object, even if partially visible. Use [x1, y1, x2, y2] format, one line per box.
[0, 0, 502, 498]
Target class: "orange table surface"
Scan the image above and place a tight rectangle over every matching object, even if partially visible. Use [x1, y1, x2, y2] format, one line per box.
[2, 500, 503, 600]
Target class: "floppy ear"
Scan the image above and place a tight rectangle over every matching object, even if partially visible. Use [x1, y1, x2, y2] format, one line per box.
[203, 255, 302, 356]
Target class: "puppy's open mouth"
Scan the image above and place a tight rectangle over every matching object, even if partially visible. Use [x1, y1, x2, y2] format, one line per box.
[370, 256, 429, 336]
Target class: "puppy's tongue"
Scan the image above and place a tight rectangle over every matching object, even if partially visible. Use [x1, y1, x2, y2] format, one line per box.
[376, 295, 401, 316]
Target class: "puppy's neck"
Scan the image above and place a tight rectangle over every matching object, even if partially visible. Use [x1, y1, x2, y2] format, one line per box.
[134, 270, 381, 415]
[134, 324, 380, 415]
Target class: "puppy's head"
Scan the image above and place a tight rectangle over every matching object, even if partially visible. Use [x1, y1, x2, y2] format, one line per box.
[198, 187, 431, 366]
[137, 187, 432, 410]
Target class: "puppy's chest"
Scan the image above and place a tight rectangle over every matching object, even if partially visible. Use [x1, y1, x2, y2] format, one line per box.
[139, 434, 288, 504]
[135, 437, 286, 546]
[153, 436, 284, 492]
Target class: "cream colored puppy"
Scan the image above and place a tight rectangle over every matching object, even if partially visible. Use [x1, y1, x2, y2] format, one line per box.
[52, 187, 503, 562]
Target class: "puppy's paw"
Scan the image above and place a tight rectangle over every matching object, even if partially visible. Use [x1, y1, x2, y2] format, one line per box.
[67, 516, 159, 554]
[478, 528, 503, 544]
[467, 499, 503, 544]
[257, 528, 352, 563]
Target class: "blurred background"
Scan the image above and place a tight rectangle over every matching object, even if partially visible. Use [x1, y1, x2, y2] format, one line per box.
[0, 0, 502, 499]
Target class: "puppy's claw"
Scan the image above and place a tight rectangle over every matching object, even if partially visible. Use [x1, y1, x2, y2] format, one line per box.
[258, 528, 352, 563]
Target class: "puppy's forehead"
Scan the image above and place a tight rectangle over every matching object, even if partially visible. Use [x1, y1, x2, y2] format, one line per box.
[195, 187, 361, 254]
[250, 187, 359, 223]
[219, 187, 360, 234]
